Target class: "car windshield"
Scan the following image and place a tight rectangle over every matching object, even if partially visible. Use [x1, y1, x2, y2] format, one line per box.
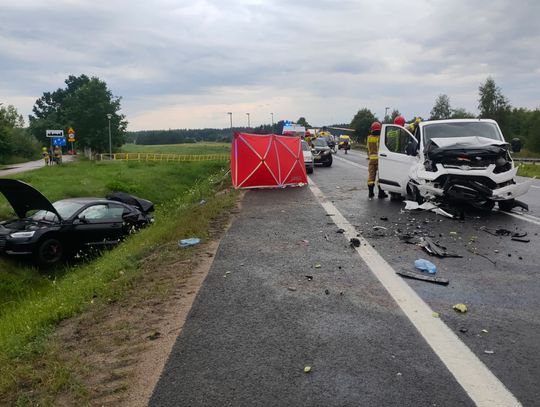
[423, 122, 502, 145]
[31, 200, 85, 222]
[301, 141, 311, 151]
[313, 138, 328, 147]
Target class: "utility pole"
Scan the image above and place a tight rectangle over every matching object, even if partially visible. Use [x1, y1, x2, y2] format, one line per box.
[385, 107, 390, 122]
[270, 112, 274, 127]
[246, 112, 250, 128]
[227, 112, 233, 130]
[106, 113, 112, 159]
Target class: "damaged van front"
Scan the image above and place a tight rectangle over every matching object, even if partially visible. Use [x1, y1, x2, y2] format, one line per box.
[378, 119, 530, 211]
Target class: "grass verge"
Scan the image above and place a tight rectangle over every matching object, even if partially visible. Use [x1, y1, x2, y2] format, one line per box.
[516, 163, 540, 178]
[0, 160, 238, 406]
[121, 142, 231, 155]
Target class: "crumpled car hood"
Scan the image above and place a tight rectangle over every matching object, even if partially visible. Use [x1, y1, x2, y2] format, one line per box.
[429, 136, 506, 149]
[0, 179, 62, 219]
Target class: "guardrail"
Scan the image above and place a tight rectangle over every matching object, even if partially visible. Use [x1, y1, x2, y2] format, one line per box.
[514, 158, 540, 165]
[97, 153, 230, 162]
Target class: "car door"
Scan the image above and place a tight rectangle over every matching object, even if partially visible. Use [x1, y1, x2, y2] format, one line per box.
[378, 125, 419, 195]
[73, 203, 125, 247]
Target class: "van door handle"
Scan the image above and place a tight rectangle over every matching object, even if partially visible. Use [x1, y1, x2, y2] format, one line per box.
[380, 153, 387, 157]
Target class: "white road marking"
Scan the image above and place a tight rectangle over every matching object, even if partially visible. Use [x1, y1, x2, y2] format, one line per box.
[333, 154, 368, 170]
[336, 155, 540, 227]
[308, 176, 522, 407]
[530, 185, 540, 189]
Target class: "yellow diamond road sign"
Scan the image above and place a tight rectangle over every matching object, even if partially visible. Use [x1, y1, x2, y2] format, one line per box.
[68, 127, 75, 135]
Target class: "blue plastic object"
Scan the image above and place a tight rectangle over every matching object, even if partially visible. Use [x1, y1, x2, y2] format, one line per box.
[414, 258, 437, 274]
[178, 237, 201, 248]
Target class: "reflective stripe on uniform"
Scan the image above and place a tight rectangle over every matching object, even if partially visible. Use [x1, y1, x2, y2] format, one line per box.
[368, 155, 378, 160]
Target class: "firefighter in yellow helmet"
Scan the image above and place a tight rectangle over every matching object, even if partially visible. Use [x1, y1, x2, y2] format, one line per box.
[367, 121, 388, 199]
[41, 147, 50, 166]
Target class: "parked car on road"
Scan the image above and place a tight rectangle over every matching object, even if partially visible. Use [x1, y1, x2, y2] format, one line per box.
[312, 138, 333, 167]
[0, 179, 154, 266]
[377, 119, 530, 210]
[301, 140, 314, 174]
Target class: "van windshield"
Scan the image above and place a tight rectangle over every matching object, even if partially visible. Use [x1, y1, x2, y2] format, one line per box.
[423, 122, 502, 145]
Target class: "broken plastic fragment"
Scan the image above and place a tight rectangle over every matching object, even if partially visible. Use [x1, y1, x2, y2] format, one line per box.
[304, 366, 312, 373]
[453, 303, 468, 313]
[314, 264, 321, 269]
[484, 350, 495, 354]
[179, 238, 201, 248]
[432, 312, 440, 318]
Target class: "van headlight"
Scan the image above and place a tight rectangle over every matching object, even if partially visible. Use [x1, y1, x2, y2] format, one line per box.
[9, 231, 36, 239]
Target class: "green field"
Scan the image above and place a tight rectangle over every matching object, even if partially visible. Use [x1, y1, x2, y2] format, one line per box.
[0, 157, 236, 405]
[121, 142, 231, 155]
[516, 163, 540, 178]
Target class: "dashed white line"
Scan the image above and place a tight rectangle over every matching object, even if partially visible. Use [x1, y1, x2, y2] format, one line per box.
[308, 176, 522, 407]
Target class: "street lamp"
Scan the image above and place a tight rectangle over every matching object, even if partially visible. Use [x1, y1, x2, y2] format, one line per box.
[384, 107, 390, 122]
[227, 112, 233, 130]
[106, 113, 112, 159]
[270, 112, 274, 127]
[246, 113, 250, 128]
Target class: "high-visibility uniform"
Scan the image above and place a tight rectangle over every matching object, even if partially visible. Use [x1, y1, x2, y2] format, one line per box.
[367, 133, 380, 186]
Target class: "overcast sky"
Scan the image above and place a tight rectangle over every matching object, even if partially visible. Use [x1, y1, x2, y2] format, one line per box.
[1, 0, 539, 130]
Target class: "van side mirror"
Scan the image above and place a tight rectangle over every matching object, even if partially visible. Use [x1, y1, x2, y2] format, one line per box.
[511, 138, 522, 153]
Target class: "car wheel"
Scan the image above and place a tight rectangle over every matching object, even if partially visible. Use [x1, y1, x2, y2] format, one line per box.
[35, 238, 64, 267]
[498, 199, 515, 212]
[325, 157, 333, 167]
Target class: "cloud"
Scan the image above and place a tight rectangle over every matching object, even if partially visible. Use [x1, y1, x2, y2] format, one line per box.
[0, 0, 539, 129]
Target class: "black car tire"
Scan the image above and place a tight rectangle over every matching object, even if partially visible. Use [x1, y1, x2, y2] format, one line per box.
[498, 199, 515, 212]
[35, 238, 64, 267]
[324, 156, 333, 167]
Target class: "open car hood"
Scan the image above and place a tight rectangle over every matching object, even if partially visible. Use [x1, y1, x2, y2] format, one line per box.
[0, 179, 62, 219]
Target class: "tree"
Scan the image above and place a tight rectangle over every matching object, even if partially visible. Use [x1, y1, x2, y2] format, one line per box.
[450, 108, 475, 119]
[0, 104, 40, 163]
[478, 77, 511, 132]
[430, 94, 452, 120]
[296, 117, 310, 128]
[350, 108, 378, 143]
[29, 75, 127, 152]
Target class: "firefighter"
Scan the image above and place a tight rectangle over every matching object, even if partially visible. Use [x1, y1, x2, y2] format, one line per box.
[367, 121, 388, 199]
[41, 147, 50, 166]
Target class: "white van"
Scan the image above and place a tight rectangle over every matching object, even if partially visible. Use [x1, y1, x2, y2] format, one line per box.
[377, 119, 530, 211]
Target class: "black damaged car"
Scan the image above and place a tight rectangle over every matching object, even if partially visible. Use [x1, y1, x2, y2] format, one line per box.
[0, 179, 154, 266]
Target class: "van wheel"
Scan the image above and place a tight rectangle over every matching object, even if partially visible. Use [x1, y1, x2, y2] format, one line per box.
[35, 238, 64, 267]
[498, 199, 515, 212]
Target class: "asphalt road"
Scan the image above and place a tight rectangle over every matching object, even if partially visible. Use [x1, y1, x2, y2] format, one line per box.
[0, 155, 75, 176]
[150, 151, 539, 407]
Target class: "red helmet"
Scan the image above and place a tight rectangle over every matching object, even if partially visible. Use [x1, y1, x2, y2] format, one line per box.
[370, 121, 381, 132]
[394, 116, 406, 126]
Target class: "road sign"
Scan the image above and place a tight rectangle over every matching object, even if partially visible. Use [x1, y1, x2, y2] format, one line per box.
[52, 137, 66, 146]
[46, 130, 64, 138]
[68, 127, 75, 135]
[68, 137, 76, 142]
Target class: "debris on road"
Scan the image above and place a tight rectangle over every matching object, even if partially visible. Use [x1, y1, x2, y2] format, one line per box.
[314, 264, 321, 269]
[297, 239, 310, 246]
[325, 289, 330, 295]
[178, 237, 201, 248]
[350, 238, 361, 247]
[288, 287, 297, 292]
[432, 312, 440, 318]
[380, 216, 388, 221]
[304, 366, 312, 373]
[372, 226, 387, 231]
[414, 258, 437, 274]
[397, 269, 449, 285]
[336, 228, 345, 234]
[147, 331, 161, 341]
[453, 303, 468, 313]
[484, 350, 495, 354]
[459, 327, 468, 333]
[401, 235, 462, 258]
[511, 237, 530, 243]
[403, 200, 456, 219]
[480, 226, 527, 238]
[305, 275, 313, 281]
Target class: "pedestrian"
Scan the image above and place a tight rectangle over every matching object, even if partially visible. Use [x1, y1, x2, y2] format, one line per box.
[367, 121, 388, 199]
[53, 146, 62, 165]
[41, 147, 50, 166]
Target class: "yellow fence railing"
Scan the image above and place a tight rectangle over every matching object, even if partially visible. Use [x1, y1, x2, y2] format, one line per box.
[97, 153, 230, 162]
